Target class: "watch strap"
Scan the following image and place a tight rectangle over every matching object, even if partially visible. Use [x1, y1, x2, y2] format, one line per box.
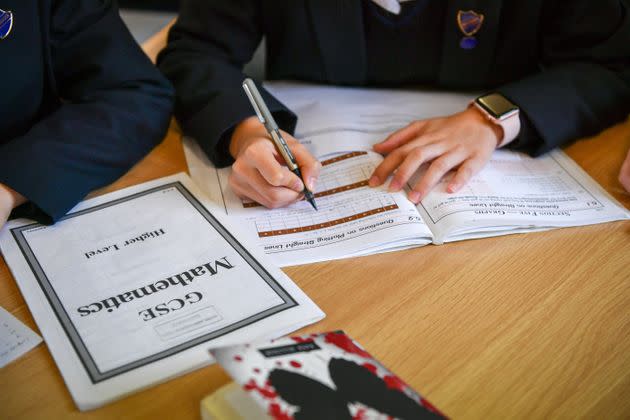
[472, 100, 520, 148]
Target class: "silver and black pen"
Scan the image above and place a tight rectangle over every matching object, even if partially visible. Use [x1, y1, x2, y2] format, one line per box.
[242, 78, 318, 210]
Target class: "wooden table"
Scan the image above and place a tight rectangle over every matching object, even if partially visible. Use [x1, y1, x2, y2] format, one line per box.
[1, 117, 629, 419]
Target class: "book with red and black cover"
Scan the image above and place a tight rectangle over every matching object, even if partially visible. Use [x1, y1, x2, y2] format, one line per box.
[207, 331, 445, 420]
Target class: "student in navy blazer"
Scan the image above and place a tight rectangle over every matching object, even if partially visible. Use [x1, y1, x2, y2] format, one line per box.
[159, 0, 630, 208]
[0, 0, 174, 229]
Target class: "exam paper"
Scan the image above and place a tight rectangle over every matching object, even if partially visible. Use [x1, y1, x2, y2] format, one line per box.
[0, 306, 42, 368]
[0, 173, 324, 410]
[185, 141, 432, 266]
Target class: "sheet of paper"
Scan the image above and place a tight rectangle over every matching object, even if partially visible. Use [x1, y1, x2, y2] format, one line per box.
[184, 81, 628, 258]
[185, 141, 432, 266]
[0, 173, 324, 410]
[0, 306, 42, 368]
[265, 82, 477, 156]
[414, 150, 630, 242]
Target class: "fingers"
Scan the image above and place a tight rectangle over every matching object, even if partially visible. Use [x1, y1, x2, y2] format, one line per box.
[290, 141, 321, 191]
[229, 164, 302, 209]
[255, 151, 304, 192]
[230, 134, 318, 209]
[241, 140, 303, 192]
[369, 136, 444, 188]
[369, 149, 406, 187]
[447, 156, 486, 193]
[387, 143, 448, 191]
[408, 147, 468, 203]
[371, 110, 500, 203]
[373, 120, 427, 154]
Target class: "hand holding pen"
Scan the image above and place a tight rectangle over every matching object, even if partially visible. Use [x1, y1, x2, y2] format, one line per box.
[227, 79, 320, 210]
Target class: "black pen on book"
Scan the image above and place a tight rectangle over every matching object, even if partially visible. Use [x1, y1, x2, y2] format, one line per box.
[242, 78, 318, 210]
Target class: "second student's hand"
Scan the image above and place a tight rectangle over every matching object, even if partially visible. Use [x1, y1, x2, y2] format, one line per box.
[0, 183, 27, 231]
[368, 107, 502, 203]
[228, 116, 321, 209]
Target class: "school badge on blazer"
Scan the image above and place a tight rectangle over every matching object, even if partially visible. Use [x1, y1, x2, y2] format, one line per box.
[0, 9, 13, 40]
[457, 9, 484, 49]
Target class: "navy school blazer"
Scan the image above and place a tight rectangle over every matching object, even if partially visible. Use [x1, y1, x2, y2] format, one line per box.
[158, 0, 630, 167]
[0, 0, 174, 223]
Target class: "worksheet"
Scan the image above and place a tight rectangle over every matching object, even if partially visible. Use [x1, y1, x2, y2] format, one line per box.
[186, 137, 433, 266]
[413, 149, 629, 243]
[0, 173, 324, 410]
[215, 150, 432, 265]
[183, 82, 629, 265]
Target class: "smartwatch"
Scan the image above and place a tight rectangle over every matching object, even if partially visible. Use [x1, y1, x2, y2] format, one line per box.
[473, 93, 520, 147]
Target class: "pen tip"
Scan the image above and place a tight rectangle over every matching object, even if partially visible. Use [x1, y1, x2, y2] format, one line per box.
[303, 189, 317, 210]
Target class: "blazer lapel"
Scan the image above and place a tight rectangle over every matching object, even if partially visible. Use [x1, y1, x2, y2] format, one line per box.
[438, 0, 503, 88]
[306, 0, 366, 85]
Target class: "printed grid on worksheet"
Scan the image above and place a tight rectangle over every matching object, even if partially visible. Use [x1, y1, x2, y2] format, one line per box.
[247, 152, 399, 237]
[419, 152, 605, 222]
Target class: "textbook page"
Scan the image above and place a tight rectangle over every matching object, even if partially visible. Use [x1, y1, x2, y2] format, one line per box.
[0, 173, 324, 410]
[265, 81, 476, 157]
[184, 139, 432, 266]
[414, 150, 630, 243]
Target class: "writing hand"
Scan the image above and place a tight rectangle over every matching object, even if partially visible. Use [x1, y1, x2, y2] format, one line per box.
[369, 107, 501, 203]
[228, 116, 321, 208]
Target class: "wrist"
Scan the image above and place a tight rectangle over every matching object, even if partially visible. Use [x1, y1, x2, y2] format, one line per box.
[466, 106, 504, 147]
[471, 93, 520, 148]
[230, 116, 268, 158]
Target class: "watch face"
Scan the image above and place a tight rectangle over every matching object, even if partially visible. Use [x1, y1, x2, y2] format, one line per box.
[477, 93, 518, 119]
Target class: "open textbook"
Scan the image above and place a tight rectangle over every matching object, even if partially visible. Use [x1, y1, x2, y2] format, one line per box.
[0, 173, 324, 410]
[184, 82, 630, 266]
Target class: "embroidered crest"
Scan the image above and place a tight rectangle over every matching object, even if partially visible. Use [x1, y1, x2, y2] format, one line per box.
[457, 10, 484, 49]
[0, 9, 13, 40]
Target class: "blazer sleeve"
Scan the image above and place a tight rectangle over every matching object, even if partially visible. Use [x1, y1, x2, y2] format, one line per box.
[157, 0, 297, 168]
[497, 0, 630, 156]
[0, 0, 174, 224]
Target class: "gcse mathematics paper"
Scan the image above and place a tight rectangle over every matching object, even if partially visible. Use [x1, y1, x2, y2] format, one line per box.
[0, 173, 324, 410]
[184, 82, 630, 266]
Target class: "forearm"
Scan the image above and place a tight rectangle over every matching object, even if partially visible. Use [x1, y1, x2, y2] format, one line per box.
[0, 91, 171, 223]
[159, 47, 296, 167]
[3, 0, 175, 222]
[497, 62, 630, 156]
[158, 0, 297, 167]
